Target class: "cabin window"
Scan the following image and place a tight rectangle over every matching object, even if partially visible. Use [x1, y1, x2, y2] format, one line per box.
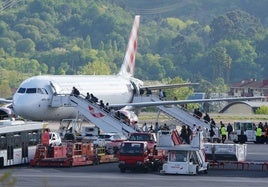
[18, 88, 26, 93]
[28, 131, 40, 145]
[26, 88, 36, 93]
[0, 135, 7, 150]
[14, 133, 22, 148]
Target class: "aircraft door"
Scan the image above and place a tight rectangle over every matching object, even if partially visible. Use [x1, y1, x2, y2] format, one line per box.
[130, 81, 140, 96]
[49, 81, 61, 95]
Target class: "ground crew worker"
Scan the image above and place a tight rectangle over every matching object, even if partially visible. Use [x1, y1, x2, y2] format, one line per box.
[41, 128, 50, 157]
[220, 124, 227, 143]
[256, 126, 262, 144]
[41, 129, 50, 145]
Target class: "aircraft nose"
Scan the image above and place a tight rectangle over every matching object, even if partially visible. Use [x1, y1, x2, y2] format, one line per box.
[13, 94, 36, 118]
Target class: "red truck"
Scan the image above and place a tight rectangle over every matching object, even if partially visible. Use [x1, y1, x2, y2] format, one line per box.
[118, 132, 165, 173]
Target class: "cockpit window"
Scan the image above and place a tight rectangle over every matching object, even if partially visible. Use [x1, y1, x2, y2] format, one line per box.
[37, 88, 43, 94]
[42, 88, 48, 94]
[17, 88, 26, 93]
[20, 88, 48, 94]
[26, 88, 36, 93]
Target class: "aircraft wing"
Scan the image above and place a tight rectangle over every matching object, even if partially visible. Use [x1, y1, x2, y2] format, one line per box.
[0, 98, 12, 104]
[109, 96, 265, 108]
[140, 83, 199, 90]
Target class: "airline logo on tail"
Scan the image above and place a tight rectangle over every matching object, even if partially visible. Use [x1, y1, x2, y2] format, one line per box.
[88, 106, 104, 118]
[119, 15, 140, 77]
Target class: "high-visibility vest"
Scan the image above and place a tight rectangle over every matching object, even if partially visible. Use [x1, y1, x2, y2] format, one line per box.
[221, 127, 227, 135]
[256, 128, 262, 137]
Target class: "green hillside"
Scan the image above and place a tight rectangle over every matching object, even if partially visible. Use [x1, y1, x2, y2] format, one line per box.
[0, 0, 268, 98]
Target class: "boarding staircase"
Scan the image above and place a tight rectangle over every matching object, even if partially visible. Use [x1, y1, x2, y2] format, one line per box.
[150, 96, 210, 130]
[50, 94, 137, 137]
[157, 130, 182, 147]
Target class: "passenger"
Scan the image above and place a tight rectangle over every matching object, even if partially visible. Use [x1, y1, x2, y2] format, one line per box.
[85, 92, 91, 101]
[180, 125, 188, 144]
[159, 89, 164, 100]
[193, 109, 198, 118]
[203, 113, 210, 123]
[104, 102, 110, 112]
[264, 122, 268, 144]
[210, 118, 216, 128]
[99, 100, 105, 109]
[186, 126, 192, 144]
[154, 122, 159, 133]
[162, 123, 169, 130]
[132, 121, 139, 131]
[143, 123, 148, 132]
[149, 125, 153, 133]
[191, 124, 197, 135]
[71, 86, 80, 97]
[209, 125, 215, 143]
[227, 123, 233, 140]
[90, 93, 98, 103]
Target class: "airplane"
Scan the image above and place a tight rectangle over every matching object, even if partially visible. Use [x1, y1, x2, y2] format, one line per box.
[3, 15, 263, 121]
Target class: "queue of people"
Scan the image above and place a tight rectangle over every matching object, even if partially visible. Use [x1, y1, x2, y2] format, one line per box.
[70, 87, 268, 145]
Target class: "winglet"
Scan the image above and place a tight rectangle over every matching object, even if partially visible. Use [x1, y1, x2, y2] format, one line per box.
[118, 15, 140, 77]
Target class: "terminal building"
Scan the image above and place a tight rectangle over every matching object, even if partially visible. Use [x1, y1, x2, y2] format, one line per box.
[222, 79, 268, 114]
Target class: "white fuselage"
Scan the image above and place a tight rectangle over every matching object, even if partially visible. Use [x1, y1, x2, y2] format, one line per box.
[13, 75, 138, 121]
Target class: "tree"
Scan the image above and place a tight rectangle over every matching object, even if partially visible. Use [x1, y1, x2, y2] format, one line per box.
[208, 47, 230, 80]
[82, 61, 111, 75]
[16, 38, 35, 53]
[0, 80, 11, 98]
[164, 77, 194, 100]
[0, 38, 15, 54]
[217, 39, 258, 81]
[210, 10, 264, 43]
[255, 106, 268, 115]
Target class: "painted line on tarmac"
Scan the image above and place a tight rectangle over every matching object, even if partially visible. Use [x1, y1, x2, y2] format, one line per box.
[13, 173, 268, 184]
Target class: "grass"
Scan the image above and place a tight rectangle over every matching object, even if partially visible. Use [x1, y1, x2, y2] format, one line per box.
[138, 112, 268, 124]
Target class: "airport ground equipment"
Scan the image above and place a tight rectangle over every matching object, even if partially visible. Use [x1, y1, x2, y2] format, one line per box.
[0, 119, 46, 167]
[150, 96, 211, 129]
[232, 121, 256, 143]
[50, 95, 137, 138]
[135, 95, 220, 142]
[30, 141, 118, 167]
[157, 130, 208, 175]
[204, 143, 247, 162]
[118, 141, 165, 173]
[118, 130, 182, 173]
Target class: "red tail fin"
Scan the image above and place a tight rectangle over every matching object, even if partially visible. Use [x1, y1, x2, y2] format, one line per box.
[118, 15, 140, 77]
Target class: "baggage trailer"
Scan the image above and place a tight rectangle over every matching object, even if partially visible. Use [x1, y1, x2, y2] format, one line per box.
[30, 142, 96, 167]
[30, 142, 118, 167]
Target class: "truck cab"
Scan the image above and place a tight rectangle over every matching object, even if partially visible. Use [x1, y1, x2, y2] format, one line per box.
[128, 132, 157, 153]
[233, 122, 256, 143]
[118, 141, 164, 173]
[160, 147, 208, 175]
